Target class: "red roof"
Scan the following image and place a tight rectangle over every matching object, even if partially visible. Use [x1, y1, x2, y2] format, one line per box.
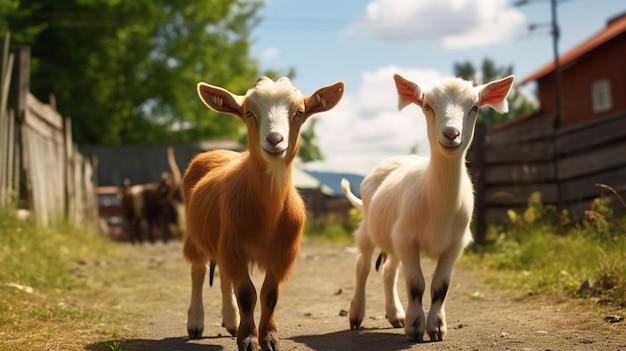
[519, 12, 626, 85]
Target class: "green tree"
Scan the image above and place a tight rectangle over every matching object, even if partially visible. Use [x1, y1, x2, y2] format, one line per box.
[2, 1, 326, 162]
[454, 58, 536, 127]
[2, 0, 263, 145]
[0, 1, 19, 34]
[298, 118, 322, 163]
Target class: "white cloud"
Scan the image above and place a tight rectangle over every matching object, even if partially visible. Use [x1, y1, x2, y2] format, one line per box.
[302, 66, 445, 175]
[442, 6, 526, 49]
[261, 47, 280, 60]
[346, 0, 526, 49]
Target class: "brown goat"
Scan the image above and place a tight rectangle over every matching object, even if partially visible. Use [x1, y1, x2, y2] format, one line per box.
[183, 76, 344, 351]
[121, 147, 181, 243]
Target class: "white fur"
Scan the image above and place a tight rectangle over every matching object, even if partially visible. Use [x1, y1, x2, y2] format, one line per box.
[342, 73, 514, 342]
[247, 77, 301, 165]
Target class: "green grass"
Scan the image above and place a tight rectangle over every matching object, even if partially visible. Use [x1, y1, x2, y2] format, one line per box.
[0, 207, 129, 351]
[303, 212, 356, 245]
[465, 191, 626, 308]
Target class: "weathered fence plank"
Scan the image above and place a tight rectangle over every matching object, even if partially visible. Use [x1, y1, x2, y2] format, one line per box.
[556, 112, 626, 155]
[557, 142, 626, 179]
[485, 162, 555, 184]
[469, 110, 626, 239]
[489, 116, 555, 144]
[0, 38, 13, 208]
[560, 165, 626, 201]
[485, 140, 554, 163]
[1, 42, 97, 229]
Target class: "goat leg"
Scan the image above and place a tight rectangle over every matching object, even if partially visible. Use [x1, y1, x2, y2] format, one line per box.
[402, 253, 426, 342]
[219, 270, 239, 337]
[349, 232, 375, 329]
[382, 254, 405, 328]
[187, 263, 206, 339]
[235, 276, 259, 351]
[427, 246, 463, 341]
[259, 272, 280, 351]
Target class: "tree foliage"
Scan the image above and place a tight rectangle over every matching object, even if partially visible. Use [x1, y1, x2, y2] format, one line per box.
[454, 58, 536, 127]
[298, 118, 323, 163]
[2, 0, 265, 145]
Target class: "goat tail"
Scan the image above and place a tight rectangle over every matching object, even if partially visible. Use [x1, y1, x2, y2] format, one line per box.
[340, 178, 363, 211]
[375, 252, 387, 272]
[209, 260, 216, 287]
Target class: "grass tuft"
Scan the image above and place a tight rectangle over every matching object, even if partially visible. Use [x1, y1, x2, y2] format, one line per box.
[0, 207, 128, 351]
[467, 190, 626, 308]
[303, 212, 356, 245]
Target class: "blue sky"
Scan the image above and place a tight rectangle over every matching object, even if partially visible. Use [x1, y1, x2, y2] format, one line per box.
[249, 0, 626, 175]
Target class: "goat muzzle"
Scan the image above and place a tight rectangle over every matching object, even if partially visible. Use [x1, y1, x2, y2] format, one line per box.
[266, 132, 284, 146]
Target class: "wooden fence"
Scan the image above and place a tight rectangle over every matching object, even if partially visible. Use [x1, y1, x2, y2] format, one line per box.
[0, 39, 97, 227]
[468, 111, 626, 242]
[78, 144, 206, 187]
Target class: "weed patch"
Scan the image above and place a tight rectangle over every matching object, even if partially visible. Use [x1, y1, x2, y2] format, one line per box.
[467, 190, 626, 308]
[303, 212, 355, 245]
[0, 208, 131, 351]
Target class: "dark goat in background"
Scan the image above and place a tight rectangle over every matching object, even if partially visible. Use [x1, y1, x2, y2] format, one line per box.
[121, 147, 182, 243]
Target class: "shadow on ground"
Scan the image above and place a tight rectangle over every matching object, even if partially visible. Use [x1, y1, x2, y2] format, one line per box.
[86, 329, 422, 351]
[86, 336, 228, 351]
[290, 328, 416, 351]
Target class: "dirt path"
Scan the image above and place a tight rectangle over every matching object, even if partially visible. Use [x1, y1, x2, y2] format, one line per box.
[102, 241, 626, 351]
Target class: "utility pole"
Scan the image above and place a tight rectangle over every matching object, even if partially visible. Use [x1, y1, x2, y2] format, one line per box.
[550, 0, 563, 128]
[515, 0, 563, 124]
[515, 0, 565, 207]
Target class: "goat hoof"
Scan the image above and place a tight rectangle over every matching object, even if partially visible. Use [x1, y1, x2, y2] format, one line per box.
[405, 322, 424, 342]
[222, 322, 238, 337]
[187, 327, 203, 340]
[428, 329, 443, 341]
[349, 318, 362, 330]
[406, 331, 424, 343]
[428, 325, 445, 341]
[427, 316, 446, 341]
[260, 332, 279, 351]
[389, 318, 405, 328]
[238, 336, 259, 351]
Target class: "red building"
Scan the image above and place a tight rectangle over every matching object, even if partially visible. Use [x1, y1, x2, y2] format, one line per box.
[520, 11, 626, 128]
[469, 11, 626, 239]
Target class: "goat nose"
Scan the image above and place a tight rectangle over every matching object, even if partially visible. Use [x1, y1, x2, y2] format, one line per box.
[443, 127, 460, 140]
[266, 132, 284, 146]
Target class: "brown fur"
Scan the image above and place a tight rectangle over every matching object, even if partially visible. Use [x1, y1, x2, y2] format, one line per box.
[121, 147, 181, 243]
[183, 77, 344, 351]
[184, 150, 303, 278]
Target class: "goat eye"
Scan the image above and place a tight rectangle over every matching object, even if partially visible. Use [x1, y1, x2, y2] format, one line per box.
[245, 111, 254, 119]
[471, 106, 479, 113]
[295, 110, 303, 118]
[423, 104, 432, 111]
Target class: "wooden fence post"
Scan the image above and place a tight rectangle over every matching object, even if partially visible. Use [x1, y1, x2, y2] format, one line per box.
[7, 45, 29, 210]
[0, 34, 14, 208]
[8, 46, 29, 123]
[470, 122, 487, 244]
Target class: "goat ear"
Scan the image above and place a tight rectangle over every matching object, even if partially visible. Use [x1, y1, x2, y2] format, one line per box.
[197, 83, 244, 117]
[303, 81, 345, 118]
[478, 75, 515, 114]
[393, 74, 423, 110]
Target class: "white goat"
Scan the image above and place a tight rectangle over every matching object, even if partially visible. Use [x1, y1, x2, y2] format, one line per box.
[342, 73, 514, 342]
[183, 76, 344, 351]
